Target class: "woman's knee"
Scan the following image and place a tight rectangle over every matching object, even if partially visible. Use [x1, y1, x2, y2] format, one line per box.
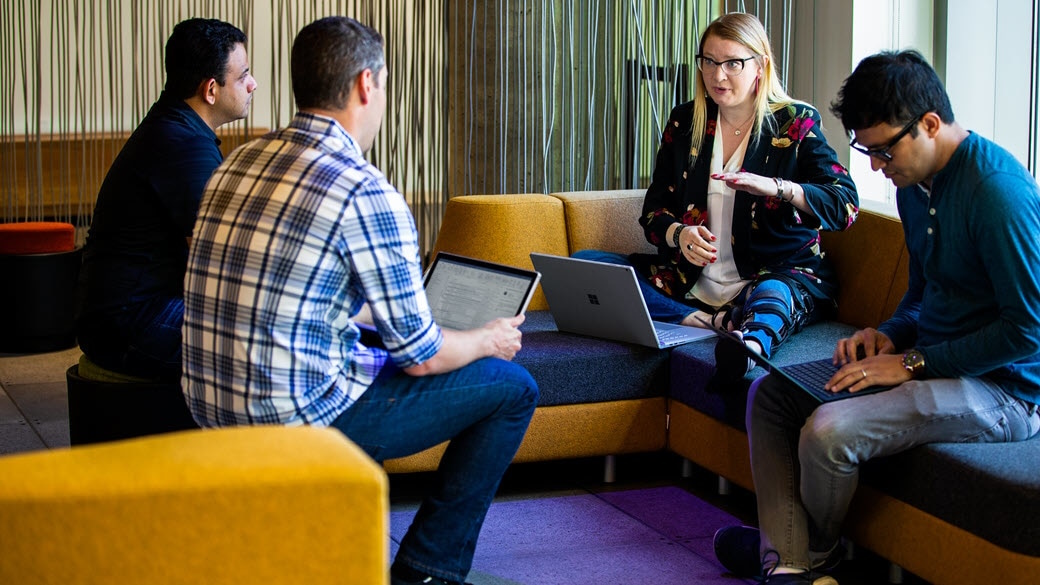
[741, 280, 796, 344]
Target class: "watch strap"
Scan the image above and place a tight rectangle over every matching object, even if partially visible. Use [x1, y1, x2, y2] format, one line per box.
[672, 224, 685, 248]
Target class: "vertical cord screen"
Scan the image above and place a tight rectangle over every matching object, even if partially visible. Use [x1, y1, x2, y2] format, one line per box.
[1, 1, 814, 259]
[447, 0, 715, 196]
[0, 0, 448, 257]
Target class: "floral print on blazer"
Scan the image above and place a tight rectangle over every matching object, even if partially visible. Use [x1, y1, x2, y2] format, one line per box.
[635, 100, 859, 306]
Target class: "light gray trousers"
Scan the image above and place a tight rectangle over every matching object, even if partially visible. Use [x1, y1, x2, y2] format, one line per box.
[747, 373, 1040, 571]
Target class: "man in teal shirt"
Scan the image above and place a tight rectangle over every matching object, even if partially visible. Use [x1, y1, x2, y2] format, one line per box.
[713, 50, 1040, 585]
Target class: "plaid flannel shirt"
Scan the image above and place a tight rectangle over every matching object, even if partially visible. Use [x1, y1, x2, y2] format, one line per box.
[183, 113, 442, 426]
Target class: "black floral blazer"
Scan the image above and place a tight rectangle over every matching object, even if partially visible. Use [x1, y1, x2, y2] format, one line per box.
[635, 100, 859, 306]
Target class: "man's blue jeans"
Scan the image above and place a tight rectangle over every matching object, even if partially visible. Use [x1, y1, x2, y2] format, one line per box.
[78, 295, 184, 381]
[747, 373, 1040, 572]
[331, 357, 538, 583]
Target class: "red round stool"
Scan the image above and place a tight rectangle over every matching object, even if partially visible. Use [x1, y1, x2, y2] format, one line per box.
[0, 221, 81, 353]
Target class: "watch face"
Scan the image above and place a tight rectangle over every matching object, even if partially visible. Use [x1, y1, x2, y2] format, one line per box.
[903, 350, 925, 373]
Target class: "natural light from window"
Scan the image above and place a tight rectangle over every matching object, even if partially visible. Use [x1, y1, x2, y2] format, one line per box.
[849, 0, 1038, 208]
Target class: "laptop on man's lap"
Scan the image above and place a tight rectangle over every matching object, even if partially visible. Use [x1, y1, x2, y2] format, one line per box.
[702, 317, 894, 403]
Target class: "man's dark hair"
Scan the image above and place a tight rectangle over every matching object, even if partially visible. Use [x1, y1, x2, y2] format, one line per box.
[830, 50, 955, 136]
[291, 16, 385, 110]
[164, 18, 247, 100]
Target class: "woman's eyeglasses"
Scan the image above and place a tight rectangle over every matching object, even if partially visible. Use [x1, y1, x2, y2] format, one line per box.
[695, 55, 758, 76]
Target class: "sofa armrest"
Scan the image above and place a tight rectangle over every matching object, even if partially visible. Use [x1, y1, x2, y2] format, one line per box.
[0, 426, 388, 585]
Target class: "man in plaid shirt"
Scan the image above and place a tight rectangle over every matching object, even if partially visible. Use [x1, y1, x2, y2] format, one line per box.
[183, 16, 538, 585]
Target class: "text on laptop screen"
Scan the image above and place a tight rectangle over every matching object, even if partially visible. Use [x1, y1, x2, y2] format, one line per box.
[423, 253, 539, 331]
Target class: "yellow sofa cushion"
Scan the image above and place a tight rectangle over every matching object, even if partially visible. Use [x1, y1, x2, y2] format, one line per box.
[430, 194, 568, 310]
[0, 426, 388, 585]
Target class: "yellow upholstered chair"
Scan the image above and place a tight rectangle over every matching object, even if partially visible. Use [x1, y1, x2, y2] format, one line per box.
[0, 426, 388, 585]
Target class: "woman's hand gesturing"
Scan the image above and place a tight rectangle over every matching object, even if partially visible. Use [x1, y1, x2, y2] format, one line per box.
[676, 224, 718, 267]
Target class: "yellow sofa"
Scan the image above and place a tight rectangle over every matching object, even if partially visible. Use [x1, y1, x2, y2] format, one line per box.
[0, 426, 389, 585]
[386, 189, 1039, 585]
[385, 191, 666, 474]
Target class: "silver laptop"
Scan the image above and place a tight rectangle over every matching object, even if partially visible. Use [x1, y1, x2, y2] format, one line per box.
[423, 252, 541, 331]
[529, 253, 716, 349]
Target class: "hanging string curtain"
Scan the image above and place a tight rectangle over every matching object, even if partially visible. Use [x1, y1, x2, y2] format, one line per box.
[2, 1, 797, 258]
[0, 0, 448, 254]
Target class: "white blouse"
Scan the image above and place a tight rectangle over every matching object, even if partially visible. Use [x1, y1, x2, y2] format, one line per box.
[690, 116, 753, 307]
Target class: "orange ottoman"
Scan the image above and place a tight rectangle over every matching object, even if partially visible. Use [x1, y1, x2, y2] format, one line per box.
[0, 221, 81, 353]
[0, 221, 76, 255]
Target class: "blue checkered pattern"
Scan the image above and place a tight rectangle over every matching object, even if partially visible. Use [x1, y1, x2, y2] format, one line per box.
[183, 113, 443, 426]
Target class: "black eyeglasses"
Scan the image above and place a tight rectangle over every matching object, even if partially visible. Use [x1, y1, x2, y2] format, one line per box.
[850, 115, 923, 161]
[695, 55, 758, 76]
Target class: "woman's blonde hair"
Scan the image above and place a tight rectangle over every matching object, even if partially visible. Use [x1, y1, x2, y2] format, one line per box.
[689, 12, 797, 160]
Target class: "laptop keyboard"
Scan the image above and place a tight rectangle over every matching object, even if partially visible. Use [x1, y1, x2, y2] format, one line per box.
[785, 359, 839, 389]
[655, 327, 690, 344]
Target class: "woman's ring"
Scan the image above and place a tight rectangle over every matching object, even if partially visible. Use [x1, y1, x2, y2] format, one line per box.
[861, 369, 867, 380]
[686, 244, 694, 250]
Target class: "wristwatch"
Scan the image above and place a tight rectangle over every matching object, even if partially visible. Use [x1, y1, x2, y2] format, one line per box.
[902, 349, 926, 379]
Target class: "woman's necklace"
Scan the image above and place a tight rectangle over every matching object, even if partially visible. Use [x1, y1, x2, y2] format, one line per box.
[720, 110, 755, 136]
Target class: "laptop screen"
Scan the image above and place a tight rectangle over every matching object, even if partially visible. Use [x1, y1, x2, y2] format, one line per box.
[423, 252, 540, 331]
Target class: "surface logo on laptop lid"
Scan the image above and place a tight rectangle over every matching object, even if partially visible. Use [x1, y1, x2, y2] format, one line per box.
[587, 294, 600, 305]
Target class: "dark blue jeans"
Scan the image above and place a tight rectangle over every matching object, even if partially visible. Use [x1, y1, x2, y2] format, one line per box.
[331, 357, 538, 583]
[78, 296, 184, 381]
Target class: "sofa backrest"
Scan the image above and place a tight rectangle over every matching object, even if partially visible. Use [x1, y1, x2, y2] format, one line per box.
[430, 194, 569, 310]
[549, 189, 656, 255]
[820, 208, 909, 329]
[430, 192, 909, 328]
[550, 191, 909, 330]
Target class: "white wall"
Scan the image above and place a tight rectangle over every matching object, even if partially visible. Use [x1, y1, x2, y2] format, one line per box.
[942, 0, 1034, 165]
[793, 0, 1037, 209]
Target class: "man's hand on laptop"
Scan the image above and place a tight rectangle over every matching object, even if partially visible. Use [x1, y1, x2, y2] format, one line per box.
[832, 327, 896, 365]
[481, 314, 525, 361]
[826, 328, 903, 393]
[405, 314, 525, 376]
[825, 353, 910, 394]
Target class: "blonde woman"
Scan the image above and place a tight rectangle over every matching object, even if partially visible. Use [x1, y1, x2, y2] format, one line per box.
[576, 12, 858, 386]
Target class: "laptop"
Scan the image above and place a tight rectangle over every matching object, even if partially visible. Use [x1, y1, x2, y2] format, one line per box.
[529, 252, 716, 349]
[423, 252, 541, 331]
[698, 316, 894, 403]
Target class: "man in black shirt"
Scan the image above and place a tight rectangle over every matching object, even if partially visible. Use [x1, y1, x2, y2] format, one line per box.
[77, 18, 257, 380]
